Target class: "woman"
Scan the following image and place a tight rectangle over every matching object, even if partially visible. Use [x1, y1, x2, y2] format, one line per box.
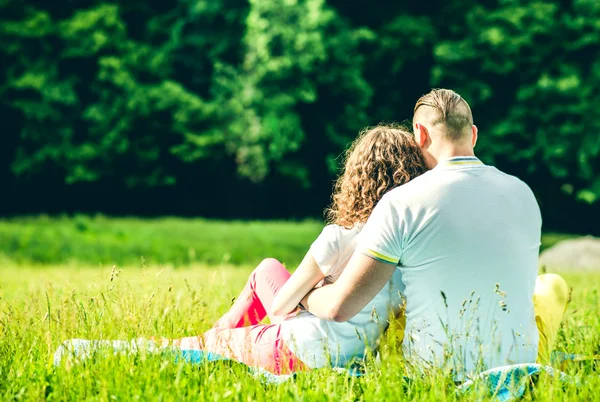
[55, 126, 428, 374]
[162, 125, 428, 374]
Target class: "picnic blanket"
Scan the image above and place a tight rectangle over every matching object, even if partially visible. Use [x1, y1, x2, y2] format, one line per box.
[52, 339, 296, 385]
[53, 339, 578, 401]
[456, 363, 571, 401]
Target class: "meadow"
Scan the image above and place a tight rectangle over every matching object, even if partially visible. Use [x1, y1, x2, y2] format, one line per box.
[0, 216, 576, 267]
[0, 216, 323, 267]
[1, 217, 599, 401]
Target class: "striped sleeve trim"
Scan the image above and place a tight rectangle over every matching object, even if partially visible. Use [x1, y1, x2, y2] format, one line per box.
[361, 249, 400, 265]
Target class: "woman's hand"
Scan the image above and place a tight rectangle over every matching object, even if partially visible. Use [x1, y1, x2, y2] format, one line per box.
[271, 252, 325, 316]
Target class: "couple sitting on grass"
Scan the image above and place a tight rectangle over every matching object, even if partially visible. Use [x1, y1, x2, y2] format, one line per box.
[62, 89, 570, 379]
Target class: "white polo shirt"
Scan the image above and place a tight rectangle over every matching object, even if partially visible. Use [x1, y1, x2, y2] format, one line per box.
[359, 156, 541, 375]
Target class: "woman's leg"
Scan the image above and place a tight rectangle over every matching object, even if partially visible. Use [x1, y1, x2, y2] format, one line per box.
[212, 258, 292, 329]
[533, 273, 569, 363]
[174, 324, 305, 375]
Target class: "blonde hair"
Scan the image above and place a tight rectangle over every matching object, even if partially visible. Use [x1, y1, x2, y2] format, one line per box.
[414, 88, 473, 141]
[326, 125, 428, 228]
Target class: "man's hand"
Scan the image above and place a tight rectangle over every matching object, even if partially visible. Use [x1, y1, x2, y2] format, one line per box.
[300, 252, 397, 322]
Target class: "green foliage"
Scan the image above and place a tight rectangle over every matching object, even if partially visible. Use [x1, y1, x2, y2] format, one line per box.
[1, 0, 600, 210]
[1, 1, 218, 186]
[0, 0, 371, 186]
[432, 0, 600, 203]
[1, 264, 599, 400]
[183, 0, 373, 183]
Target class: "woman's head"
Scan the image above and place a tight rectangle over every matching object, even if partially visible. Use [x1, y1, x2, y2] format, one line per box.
[326, 125, 428, 228]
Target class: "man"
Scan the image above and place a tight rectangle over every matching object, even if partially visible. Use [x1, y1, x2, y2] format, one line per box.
[301, 89, 542, 374]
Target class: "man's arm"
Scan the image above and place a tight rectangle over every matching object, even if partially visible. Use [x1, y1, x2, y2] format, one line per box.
[300, 252, 397, 322]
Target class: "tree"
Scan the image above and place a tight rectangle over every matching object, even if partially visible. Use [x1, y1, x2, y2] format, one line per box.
[2, 0, 600, 230]
[177, 0, 374, 184]
[432, 0, 600, 205]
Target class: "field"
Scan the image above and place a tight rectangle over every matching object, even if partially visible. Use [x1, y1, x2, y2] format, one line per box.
[1, 218, 599, 401]
[0, 216, 323, 267]
[0, 216, 576, 267]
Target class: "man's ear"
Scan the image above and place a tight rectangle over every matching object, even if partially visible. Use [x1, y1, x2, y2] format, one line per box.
[415, 123, 429, 148]
[471, 124, 478, 148]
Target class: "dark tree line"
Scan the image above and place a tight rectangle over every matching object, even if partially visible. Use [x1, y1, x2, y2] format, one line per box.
[1, 0, 600, 233]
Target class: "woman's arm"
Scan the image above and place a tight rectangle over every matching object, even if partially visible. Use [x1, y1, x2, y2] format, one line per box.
[271, 252, 325, 316]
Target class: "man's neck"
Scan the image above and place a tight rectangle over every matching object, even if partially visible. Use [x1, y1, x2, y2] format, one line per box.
[429, 144, 475, 166]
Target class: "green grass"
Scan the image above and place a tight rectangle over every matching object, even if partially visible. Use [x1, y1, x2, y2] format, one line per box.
[0, 217, 597, 400]
[0, 215, 579, 268]
[0, 215, 323, 267]
[1, 260, 599, 401]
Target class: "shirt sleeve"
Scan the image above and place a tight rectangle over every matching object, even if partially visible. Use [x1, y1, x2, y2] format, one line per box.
[309, 225, 340, 276]
[357, 193, 404, 265]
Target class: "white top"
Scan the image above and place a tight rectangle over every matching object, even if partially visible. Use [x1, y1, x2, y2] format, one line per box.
[280, 224, 405, 368]
[359, 156, 541, 375]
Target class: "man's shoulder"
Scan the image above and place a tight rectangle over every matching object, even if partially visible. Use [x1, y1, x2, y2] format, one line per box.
[385, 164, 535, 202]
[485, 166, 535, 194]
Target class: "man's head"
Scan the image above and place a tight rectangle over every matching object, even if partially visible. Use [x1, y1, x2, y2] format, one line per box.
[412, 89, 478, 167]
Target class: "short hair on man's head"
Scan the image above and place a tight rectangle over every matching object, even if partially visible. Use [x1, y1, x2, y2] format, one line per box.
[413, 89, 473, 141]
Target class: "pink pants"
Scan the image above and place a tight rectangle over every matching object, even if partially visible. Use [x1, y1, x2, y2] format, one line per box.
[173, 258, 306, 374]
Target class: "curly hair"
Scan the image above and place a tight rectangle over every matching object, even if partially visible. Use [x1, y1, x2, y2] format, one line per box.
[326, 125, 428, 228]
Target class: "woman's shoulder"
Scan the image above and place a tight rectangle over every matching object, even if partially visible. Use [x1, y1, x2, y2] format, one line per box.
[312, 223, 358, 253]
[322, 223, 363, 236]
[318, 223, 362, 250]
[311, 224, 361, 282]
[312, 224, 341, 250]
